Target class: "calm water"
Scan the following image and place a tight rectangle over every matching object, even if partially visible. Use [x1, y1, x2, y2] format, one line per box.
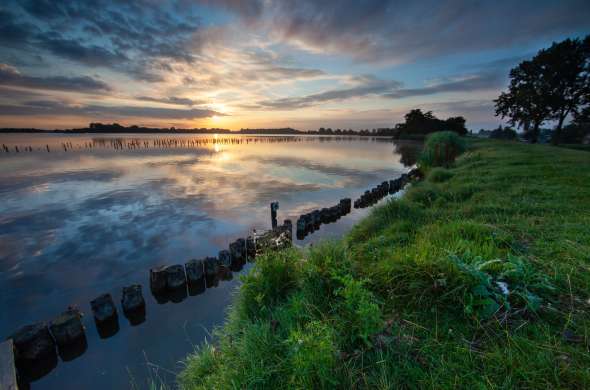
[0, 134, 420, 389]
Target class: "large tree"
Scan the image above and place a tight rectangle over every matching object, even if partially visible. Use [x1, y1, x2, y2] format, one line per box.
[495, 35, 590, 144]
[539, 36, 590, 144]
[495, 58, 551, 143]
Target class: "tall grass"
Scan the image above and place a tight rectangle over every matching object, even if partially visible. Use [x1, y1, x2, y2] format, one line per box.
[180, 139, 590, 389]
[419, 131, 467, 169]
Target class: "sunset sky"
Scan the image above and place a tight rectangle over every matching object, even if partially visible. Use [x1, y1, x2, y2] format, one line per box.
[0, 0, 589, 130]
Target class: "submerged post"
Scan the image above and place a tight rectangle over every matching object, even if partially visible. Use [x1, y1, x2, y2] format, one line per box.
[0, 339, 18, 390]
[270, 201, 279, 229]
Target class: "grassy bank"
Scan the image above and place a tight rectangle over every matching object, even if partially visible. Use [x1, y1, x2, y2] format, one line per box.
[179, 139, 590, 389]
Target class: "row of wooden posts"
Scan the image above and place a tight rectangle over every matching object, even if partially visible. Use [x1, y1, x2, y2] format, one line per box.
[353, 168, 422, 209]
[296, 198, 352, 240]
[1, 169, 422, 388]
[295, 167, 422, 240]
[0, 136, 390, 155]
[3, 223, 293, 387]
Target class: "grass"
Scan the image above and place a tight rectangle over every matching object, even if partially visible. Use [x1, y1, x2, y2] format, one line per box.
[179, 139, 590, 389]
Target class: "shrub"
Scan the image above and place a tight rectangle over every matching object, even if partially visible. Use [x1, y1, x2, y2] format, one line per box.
[419, 131, 466, 169]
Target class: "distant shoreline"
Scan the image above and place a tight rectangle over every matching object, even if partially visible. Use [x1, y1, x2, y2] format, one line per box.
[0, 127, 426, 139]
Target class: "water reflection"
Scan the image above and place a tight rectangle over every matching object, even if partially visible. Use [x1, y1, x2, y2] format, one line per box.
[0, 134, 421, 389]
[393, 139, 422, 167]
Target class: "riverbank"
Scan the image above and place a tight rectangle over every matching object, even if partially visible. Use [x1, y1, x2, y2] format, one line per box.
[179, 139, 590, 389]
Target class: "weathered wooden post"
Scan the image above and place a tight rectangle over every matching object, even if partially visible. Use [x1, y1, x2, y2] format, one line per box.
[165, 265, 188, 303]
[149, 266, 168, 295]
[91, 294, 119, 339]
[49, 308, 85, 349]
[185, 259, 206, 296]
[10, 322, 57, 383]
[50, 307, 87, 362]
[121, 285, 146, 326]
[204, 257, 220, 287]
[270, 201, 279, 229]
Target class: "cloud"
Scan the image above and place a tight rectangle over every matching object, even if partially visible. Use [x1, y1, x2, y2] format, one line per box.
[135, 96, 206, 107]
[0, 9, 37, 47]
[0, 63, 111, 92]
[254, 76, 402, 109]
[0, 99, 224, 120]
[251, 69, 503, 110]
[218, 0, 590, 63]
[384, 72, 504, 99]
[6, 0, 203, 80]
[36, 35, 126, 68]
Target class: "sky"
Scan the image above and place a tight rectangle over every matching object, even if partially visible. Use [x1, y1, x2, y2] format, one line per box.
[0, 0, 589, 131]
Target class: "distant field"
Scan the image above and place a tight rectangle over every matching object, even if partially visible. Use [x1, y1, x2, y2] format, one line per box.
[179, 139, 590, 389]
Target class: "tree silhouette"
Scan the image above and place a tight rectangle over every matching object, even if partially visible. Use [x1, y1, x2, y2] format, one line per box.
[495, 59, 551, 143]
[495, 35, 590, 144]
[540, 36, 590, 144]
[395, 109, 467, 137]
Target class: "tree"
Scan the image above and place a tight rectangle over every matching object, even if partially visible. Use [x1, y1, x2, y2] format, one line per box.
[560, 105, 590, 143]
[537, 36, 590, 144]
[445, 116, 467, 136]
[495, 58, 551, 143]
[495, 35, 590, 144]
[489, 125, 517, 140]
[396, 109, 467, 137]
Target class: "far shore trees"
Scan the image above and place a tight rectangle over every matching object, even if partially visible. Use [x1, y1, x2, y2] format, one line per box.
[495, 35, 589, 144]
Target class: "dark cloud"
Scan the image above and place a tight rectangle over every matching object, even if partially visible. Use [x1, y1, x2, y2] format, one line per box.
[220, 0, 590, 63]
[135, 96, 206, 107]
[198, 0, 264, 20]
[0, 9, 37, 47]
[4, 0, 203, 80]
[384, 72, 504, 99]
[36, 35, 126, 68]
[252, 69, 504, 110]
[0, 63, 111, 92]
[0, 99, 223, 119]
[255, 76, 402, 109]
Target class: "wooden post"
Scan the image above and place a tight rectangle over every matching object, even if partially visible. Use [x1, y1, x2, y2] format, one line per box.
[270, 201, 279, 229]
[0, 339, 18, 390]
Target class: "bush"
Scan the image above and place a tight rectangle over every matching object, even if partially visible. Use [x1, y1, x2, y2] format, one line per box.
[419, 131, 466, 169]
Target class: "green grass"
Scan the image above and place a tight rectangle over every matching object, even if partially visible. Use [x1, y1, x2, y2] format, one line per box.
[179, 139, 590, 389]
